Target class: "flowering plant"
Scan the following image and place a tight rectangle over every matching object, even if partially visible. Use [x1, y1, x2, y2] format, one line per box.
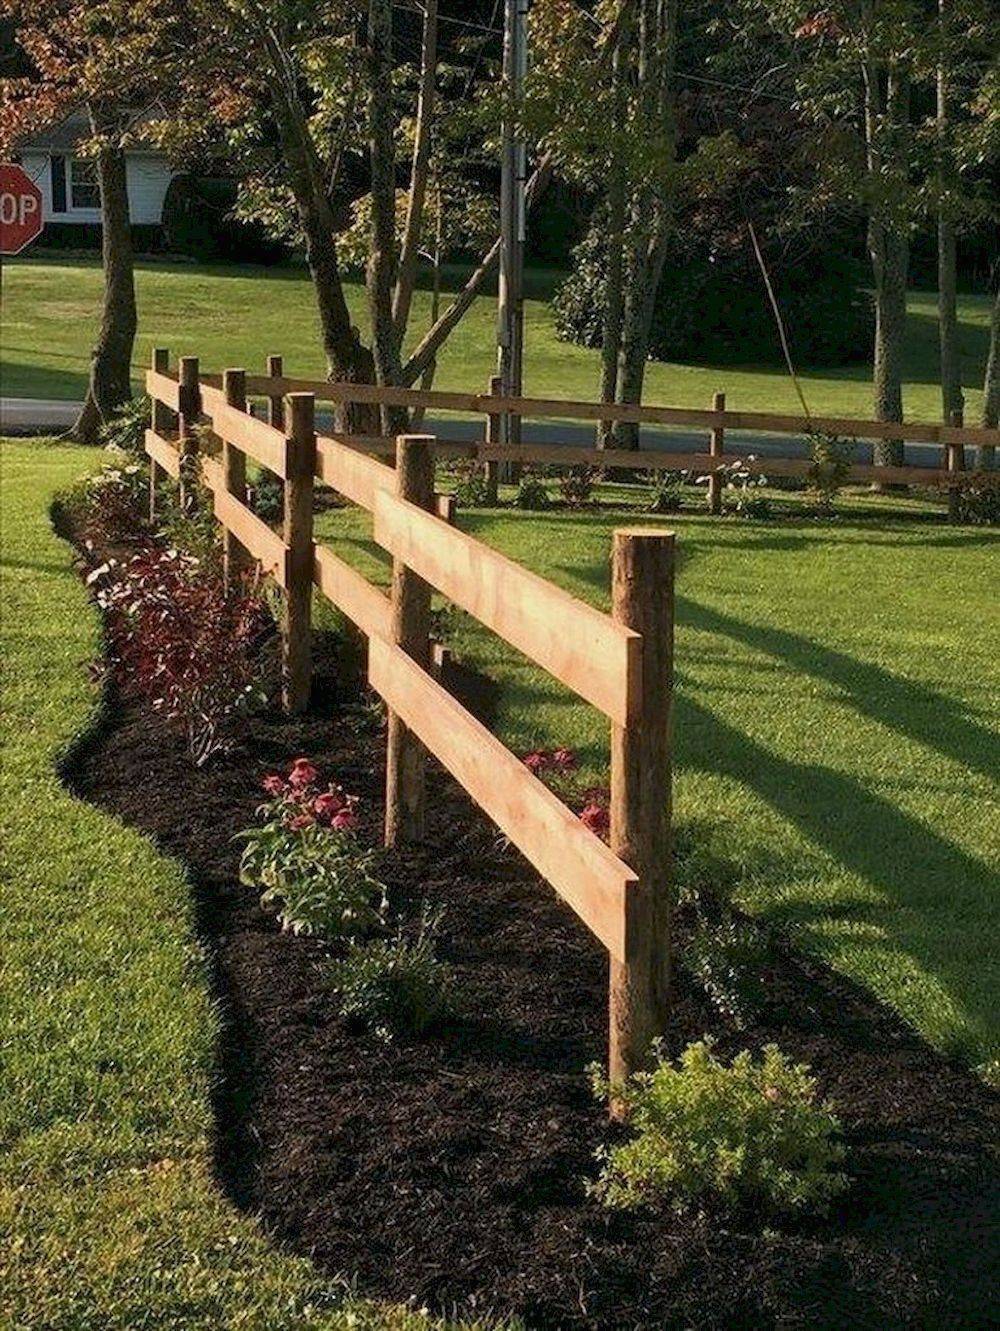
[698, 456, 771, 519]
[238, 758, 386, 938]
[90, 545, 270, 765]
[521, 748, 611, 840]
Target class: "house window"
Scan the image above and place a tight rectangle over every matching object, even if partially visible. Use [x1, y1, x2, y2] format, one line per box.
[69, 157, 100, 210]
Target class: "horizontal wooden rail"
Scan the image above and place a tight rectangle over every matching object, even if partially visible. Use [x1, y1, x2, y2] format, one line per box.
[315, 432, 395, 510]
[373, 490, 640, 726]
[200, 382, 290, 478]
[312, 542, 391, 641]
[146, 369, 181, 412]
[368, 636, 636, 960]
[144, 429, 180, 478]
[240, 373, 1000, 450]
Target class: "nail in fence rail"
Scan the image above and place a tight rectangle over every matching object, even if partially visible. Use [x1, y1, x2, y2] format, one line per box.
[283, 393, 316, 715]
[385, 435, 436, 846]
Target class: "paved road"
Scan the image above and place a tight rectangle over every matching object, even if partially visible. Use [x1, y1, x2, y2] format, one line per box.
[1, 395, 955, 468]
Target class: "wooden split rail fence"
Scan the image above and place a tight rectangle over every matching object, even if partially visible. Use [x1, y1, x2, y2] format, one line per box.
[145, 352, 675, 1095]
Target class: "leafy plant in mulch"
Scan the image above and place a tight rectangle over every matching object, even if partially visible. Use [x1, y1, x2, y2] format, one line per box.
[90, 544, 270, 765]
[682, 915, 774, 1031]
[62, 461, 150, 545]
[591, 1039, 847, 1216]
[558, 466, 596, 508]
[513, 472, 552, 510]
[954, 469, 1000, 526]
[238, 758, 387, 938]
[98, 393, 150, 457]
[521, 747, 611, 838]
[699, 457, 772, 519]
[330, 905, 458, 1043]
[452, 459, 494, 508]
[807, 431, 853, 516]
[647, 469, 686, 514]
[249, 470, 284, 522]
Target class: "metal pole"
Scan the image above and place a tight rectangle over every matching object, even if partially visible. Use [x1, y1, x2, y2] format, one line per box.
[497, 0, 527, 457]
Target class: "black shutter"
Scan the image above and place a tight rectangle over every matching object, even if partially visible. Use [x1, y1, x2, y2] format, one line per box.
[50, 155, 67, 213]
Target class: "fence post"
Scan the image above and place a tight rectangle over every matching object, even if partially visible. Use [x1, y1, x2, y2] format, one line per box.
[282, 393, 316, 715]
[222, 368, 249, 586]
[266, 355, 285, 431]
[148, 346, 171, 521]
[177, 356, 201, 513]
[608, 528, 674, 1112]
[435, 493, 457, 524]
[947, 408, 964, 524]
[485, 374, 501, 503]
[385, 435, 435, 846]
[708, 391, 725, 515]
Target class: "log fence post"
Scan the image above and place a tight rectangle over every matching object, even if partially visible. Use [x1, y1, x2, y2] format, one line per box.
[282, 392, 316, 714]
[435, 493, 457, 524]
[385, 434, 436, 846]
[608, 528, 675, 1112]
[485, 374, 501, 503]
[177, 355, 201, 513]
[148, 346, 171, 521]
[266, 355, 285, 430]
[708, 391, 725, 515]
[947, 408, 964, 524]
[222, 368, 250, 587]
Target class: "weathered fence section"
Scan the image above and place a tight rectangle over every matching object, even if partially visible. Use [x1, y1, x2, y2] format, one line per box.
[145, 357, 675, 1097]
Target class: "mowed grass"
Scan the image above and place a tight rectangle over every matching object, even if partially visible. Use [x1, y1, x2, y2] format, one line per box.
[314, 486, 1000, 1075]
[0, 437, 495, 1331]
[2, 254, 995, 422]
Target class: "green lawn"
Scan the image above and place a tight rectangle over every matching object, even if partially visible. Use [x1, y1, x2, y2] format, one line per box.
[314, 486, 1000, 1076]
[0, 437, 491, 1330]
[2, 254, 994, 422]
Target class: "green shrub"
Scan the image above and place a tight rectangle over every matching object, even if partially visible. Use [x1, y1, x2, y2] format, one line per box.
[954, 469, 1000, 526]
[99, 395, 150, 457]
[591, 1040, 847, 1215]
[513, 472, 552, 510]
[61, 461, 149, 544]
[249, 471, 284, 522]
[558, 466, 595, 507]
[648, 469, 685, 513]
[453, 460, 494, 507]
[807, 432, 854, 515]
[330, 907, 457, 1042]
[683, 916, 773, 1030]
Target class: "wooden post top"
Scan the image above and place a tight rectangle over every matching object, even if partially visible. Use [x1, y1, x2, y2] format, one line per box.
[285, 392, 316, 438]
[612, 527, 676, 543]
[178, 355, 199, 382]
[152, 346, 169, 370]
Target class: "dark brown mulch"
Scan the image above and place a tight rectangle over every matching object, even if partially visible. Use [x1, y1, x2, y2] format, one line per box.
[62, 531, 999, 1330]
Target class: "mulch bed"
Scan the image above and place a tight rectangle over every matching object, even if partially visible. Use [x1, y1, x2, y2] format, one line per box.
[61, 520, 999, 1330]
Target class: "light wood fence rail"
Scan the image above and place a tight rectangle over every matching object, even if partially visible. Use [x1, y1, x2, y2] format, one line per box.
[145, 352, 674, 1096]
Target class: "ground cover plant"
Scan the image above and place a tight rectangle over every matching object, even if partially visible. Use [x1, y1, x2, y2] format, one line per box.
[313, 489, 1000, 1075]
[3, 257, 995, 422]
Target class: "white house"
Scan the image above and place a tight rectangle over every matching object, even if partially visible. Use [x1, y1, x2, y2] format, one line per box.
[16, 114, 175, 228]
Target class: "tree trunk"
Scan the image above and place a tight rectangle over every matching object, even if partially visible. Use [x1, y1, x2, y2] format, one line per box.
[981, 281, 999, 468]
[597, 14, 630, 449]
[937, 0, 964, 423]
[393, 0, 437, 344]
[72, 109, 136, 444]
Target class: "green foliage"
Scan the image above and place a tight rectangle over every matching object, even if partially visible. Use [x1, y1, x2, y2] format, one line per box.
[157, 476, 223, 571]
[60, 460, 148, 544]
[330, 906, 457, 1043]
[710, 457, 773, 519]
[591, 1040, 847, 1215]
[683, 916, 774, 1030]
[807, 432, 854, 515]
[162, 175, 287, 264]
[557, 466, 595, 508]
[648, 469, 685, 514]
[98, 394, 150, 457]
[954, 469, 1000, 525]
[249, 471, 284, 522]
[452, 460, 493, 508]
[513, 472, 552, 510]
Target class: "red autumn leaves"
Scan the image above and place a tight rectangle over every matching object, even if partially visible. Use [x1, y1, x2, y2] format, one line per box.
[260, 757, 361, 832]
[520, 747, 610, 839]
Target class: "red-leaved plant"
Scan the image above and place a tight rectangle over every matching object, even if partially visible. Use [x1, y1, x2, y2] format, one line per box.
[521, 747, 611, 840]
[90, 546, 270, 765]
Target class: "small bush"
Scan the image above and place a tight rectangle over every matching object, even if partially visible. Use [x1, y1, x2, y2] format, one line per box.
[648, 470, 684, 513]
[63, 461, 149, 544]
[558, 466, 595, 507]
[591, 1039, 847, 1215]
[954, 469, 1000, 526]
[238, 759, 386, 938]
[249, 471, 284, 522]
[702, 457, 772, 519]
[513, 472, 552, 510]
[99, 395, 150, 457]
[452, 460, 493, 508]
[807, 432, 853, 515]
[330, 906, 457, 1042]
[156, 476, 224, 570]
[683, 916, 773, 1030]
[92, 545, 270, 764]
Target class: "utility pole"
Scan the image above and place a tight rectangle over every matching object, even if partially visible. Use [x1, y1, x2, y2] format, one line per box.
[497, 0, 528, 455]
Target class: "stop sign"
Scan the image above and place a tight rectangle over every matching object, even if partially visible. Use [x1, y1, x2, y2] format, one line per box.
[0, 162, 44, 255]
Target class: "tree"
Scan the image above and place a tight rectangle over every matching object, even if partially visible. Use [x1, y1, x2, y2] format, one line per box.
[0, 0, 172, 442]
